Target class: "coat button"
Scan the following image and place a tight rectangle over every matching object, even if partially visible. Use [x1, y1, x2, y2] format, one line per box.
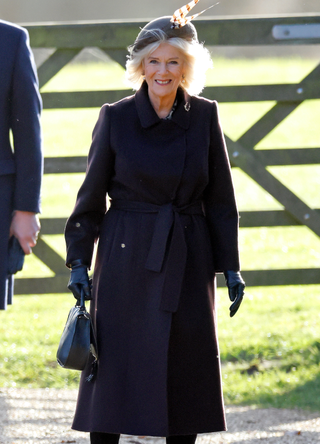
[75, 222, 81, 227]
[121, 243, 126, 248]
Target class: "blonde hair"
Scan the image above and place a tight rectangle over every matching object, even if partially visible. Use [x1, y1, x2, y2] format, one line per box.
[125, 33, 212, 96]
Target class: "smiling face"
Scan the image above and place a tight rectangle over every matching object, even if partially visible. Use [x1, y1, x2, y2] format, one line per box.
[143, 42, 185, 105]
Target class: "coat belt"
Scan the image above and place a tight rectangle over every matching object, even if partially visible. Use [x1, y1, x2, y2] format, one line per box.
[110, 200, 204, 312]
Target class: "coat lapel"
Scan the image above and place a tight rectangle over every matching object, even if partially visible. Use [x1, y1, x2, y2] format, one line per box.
[135, 82, 191, 130]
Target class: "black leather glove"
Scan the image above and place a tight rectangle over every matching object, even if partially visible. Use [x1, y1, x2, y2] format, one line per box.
[67, 260, 92, 301]
[224, 271, 245, 317]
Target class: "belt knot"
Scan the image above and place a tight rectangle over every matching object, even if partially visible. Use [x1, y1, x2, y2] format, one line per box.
[111, 199, 203, 312]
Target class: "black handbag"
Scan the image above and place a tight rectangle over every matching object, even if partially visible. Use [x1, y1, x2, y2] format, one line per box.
[57, 290, 98, 381]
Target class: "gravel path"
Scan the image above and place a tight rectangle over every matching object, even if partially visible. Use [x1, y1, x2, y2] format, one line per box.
[0, 389, 319, 444]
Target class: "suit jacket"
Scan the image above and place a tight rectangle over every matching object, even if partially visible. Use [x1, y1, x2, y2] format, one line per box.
[0, 20, 42, 309]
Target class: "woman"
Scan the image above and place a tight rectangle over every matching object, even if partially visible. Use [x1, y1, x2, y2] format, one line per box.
[65, 2, 245, 443]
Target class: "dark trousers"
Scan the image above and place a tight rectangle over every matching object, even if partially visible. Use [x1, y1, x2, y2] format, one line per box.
[90, 433, 197, 444]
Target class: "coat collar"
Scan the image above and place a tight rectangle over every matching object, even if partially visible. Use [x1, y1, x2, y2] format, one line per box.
[135, 81, 191, 130]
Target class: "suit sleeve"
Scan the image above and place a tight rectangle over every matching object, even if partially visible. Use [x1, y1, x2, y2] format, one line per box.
[203, 101, 240, 273]
[11, 27, 43, 213]
[65, 104, 115, 268]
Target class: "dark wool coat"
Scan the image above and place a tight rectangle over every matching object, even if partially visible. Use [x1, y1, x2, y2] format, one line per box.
[0, 20, 42, 309]
[65, 82, 240, 437]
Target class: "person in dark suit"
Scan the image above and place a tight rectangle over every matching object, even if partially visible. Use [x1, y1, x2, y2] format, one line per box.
[0, 19, 42, 309]
[65, 2, 245, 443]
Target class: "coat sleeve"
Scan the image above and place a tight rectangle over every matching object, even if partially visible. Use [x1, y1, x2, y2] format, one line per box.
[202, 101, 240, 273]
[65, 104, 114, 268]
[11, 27, 43, 213]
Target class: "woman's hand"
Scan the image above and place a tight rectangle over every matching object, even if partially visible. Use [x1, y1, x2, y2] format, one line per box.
[224, 271, 245, 317]
[68, 261, 92, 301]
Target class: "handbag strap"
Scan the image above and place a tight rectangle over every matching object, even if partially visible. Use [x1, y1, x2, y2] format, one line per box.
[78, 288, 99, 382]
[79, 288, 86, 309]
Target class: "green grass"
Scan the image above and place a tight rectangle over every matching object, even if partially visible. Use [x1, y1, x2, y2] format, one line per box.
[217, 284, 320, 411]
[1, 285, 320, 413]
[0, 294, 80, 388]
[1, 56, 319, 411]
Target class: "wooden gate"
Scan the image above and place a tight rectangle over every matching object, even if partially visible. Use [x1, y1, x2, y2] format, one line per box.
[15, 15, 320, 294]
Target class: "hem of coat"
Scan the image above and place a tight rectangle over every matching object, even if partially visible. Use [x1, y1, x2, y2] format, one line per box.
[71, 425, 228, 437]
